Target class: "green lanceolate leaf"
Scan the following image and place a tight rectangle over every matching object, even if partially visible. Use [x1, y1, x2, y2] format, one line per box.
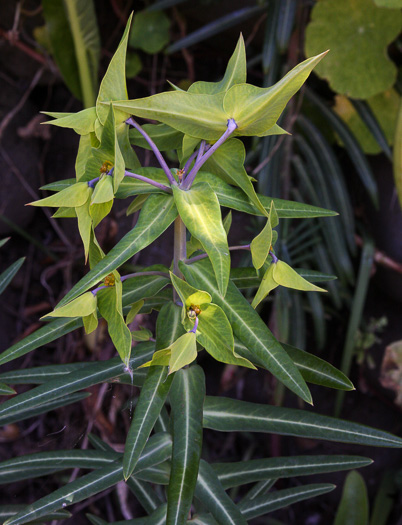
[167, 366, 205, 525]
[239, 483, 335, 520]
[273, 260, 327, 292]
[251, 263, 277, 308]
[213, 455, 372, 489]
[96, 13, 133, 124]
[0, 383, 16, 396]
[334, 471, 369, 525]
[0, 258, 25, 296]
[123, 367, 173, 479]
[43, 291, 97, 319]
[97, 280, 132, 366]
[143, 333, 198, 373]
[195, 172, 337, 218]
[1, 507, 71, 523]
[203, 139, 268, 217]
[188, 34, 246, 95]
[28, 181, 92, 208]
[57, 194, 177, 307]
[223, 51, 328, 136]
[195, 460, 247, 525]
[173, 183, 230, 295]
[203, 396, 402, 447]
[126, 299, 144, 324]
[251, 218, 272, 270]
[180, 259, 312, 403]
[0, 343, 155, 426]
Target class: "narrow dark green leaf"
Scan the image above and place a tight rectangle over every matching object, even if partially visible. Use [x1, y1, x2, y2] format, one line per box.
[57, 194, 177, 307]
[195, 460, 247, 525]
[126, 477, 163, 514]
[0, 383, 16, 395]
[0, 258, 25, 296]
[165, 6, 265, 54]
[3, 464, 124, 525]
[203, 396, 402, 447]
[351, 99, 392, 160]
[93, 504, 167, 524]
[0, 343, 155, 425]
[238, 483, 335, 519]
[0, 506, 71, 521]
[213, 455, 372, 489]
[180, 259, 312, 403]
[123, 367, 173, 479]
[167, 366, 205, 525]
[156, 302, 186, 351]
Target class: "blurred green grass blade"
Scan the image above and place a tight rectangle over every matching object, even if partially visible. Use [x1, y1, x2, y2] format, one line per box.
[296, 115, 356, 254]
[289, 292, 306, 349]
[203, 396, 402, 447]
[276, 0, 297, 53]
[351, 99, 392, 160]
[165, 6, 265, 54]
[213, 455, 371, 489]
[195, 460, 247, 525]
[369, 471, 396, 525]
[335, 237, 375, 416]
[123, 367, 173, 479]
[294, 134, 354, 284]
[241, 479, 276, 503]
[262, 0, 279, 74]
[0, 383, 16, 395]
[314, 244, 342, 309]
[126, 477, 164, 514]
[238, 483, 335, 519]
[3, 464, 124, 525]
[167, 366, 205, 525]
[0, 343, 155, 425]
[305, 88, 378, 207]
[0, 237, 10, 248]
[306, 291, 326, 350]
[0, 258, 25, 296]
[334, 471, 368, 525]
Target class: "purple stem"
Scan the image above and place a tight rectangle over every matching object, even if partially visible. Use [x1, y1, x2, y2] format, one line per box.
[181, 118, 237, 190]
[126, 117, 176, 186]
[182, 149, 200, 177]
[189, 316, 199, 333]
[185, 244, 250, 264]
[269, 250, 278, 263]
[124, 171, 172, 193]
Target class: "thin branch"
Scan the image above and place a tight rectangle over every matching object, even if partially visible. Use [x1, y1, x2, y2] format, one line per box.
[185, 244, 250, 264]
[124, 171, 172, 193]
[126, 117, 175, 185]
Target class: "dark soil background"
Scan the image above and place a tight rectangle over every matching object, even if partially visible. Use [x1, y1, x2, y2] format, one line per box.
[1, 1, 402, 523]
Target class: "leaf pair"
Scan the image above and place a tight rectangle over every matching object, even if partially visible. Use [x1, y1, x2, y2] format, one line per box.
[252, 259, 326, 308]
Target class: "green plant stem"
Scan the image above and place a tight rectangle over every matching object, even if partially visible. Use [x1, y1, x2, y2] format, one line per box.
[173, 217, 187, 300]
[63, 0, 95, 108]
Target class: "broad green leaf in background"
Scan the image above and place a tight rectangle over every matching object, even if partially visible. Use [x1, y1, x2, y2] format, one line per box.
[222, 51, 327, 136]
[180, 259, 312, 403]
[188, 33, 246, 95]
[167, 366, 205, 525]
[305, 0, 402, 99]
[123, 366, 173, 479]
[57, 193, 177, 307]
[0, 258, 25, 296]
[28, 182, 92, 208]
[203, 139, 268, 217]
[334, 471, 369, 525]
[173, 183, 230, 295]
[129, 11, 170, 54]
[96, 13, 133, 124]
[42, 0, 100, 107]
[43, 291, 97, 319]
[333, 90, 399, 155]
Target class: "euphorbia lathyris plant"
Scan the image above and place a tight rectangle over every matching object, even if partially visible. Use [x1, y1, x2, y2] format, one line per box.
[0, 14, 401, 525]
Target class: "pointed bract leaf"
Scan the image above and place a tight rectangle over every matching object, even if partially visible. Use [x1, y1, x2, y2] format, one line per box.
[28, 182, 91, 208]
[169, 332, 198, 374]
[251, 264, 278, 308]
[41, 107, 97, 135]
[273, 260, 326, 292]
[44, 291, 97, 319]
[251, 218, 272, 270]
